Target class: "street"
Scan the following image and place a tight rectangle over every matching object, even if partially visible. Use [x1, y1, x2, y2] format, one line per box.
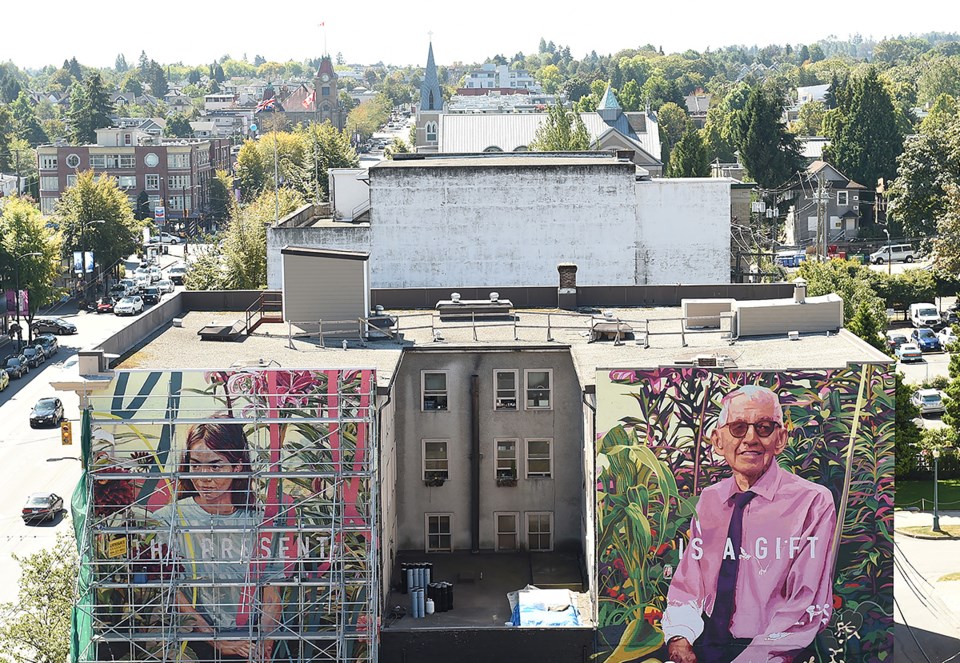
[0, 245, 185, 603]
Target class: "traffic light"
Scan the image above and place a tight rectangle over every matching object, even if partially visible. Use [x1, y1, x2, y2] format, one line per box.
[61, 420, 72, 446]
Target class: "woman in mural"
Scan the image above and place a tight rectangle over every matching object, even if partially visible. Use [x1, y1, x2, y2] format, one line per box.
[155, 417, 282, 661]
[661, 385, 838, 663]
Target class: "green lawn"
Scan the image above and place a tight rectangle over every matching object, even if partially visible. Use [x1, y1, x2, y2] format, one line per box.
[896, 479, 960, 510]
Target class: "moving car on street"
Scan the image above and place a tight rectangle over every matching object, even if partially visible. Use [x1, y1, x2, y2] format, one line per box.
[142, 287, 161, 305]
[168, 265, 187, 285]
[114, 296, 144, 316]
[156, 279, 175, 294]
[912, 388, 946, 416]
[31, 318, 77, 335]
[97, 297, 115, 314]
[147, 232, 181, 244]
[29, 397, 64, 428]
[21, 492, 63, 524]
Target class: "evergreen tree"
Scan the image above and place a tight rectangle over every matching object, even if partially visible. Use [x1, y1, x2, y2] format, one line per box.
[188, 68, 202, 85]
[115, 53, 128, 73]
[67, 74, 114, 144]
[0, 106, 13, 172]
[135, 190, 150, 221]
[164, 113, 193, 138]
[732, 83, 804, 189]
[67, 57, 82, 80]
[10, 91, 49, 146]
[823, 67, 903, 212]
[529, 100, 591, 151]
[895, 373, 922, 478]
[214, 64, 225, 83]
[146, 61, 169, 96]
[0, 63, 22, 104]
[138, 50, 150, 73]
[667, 127, 711, 177]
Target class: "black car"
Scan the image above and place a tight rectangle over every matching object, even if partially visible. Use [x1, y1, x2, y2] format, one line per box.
[22, 345, 44, 368]
[142, 287, 161, 305]
[3, 354, 29, 378]
[32, 318, 77, 335]
[21, 492, 64, 524]
[30, 397, 64, 428]
[36, 334, 58, 358]
[942, 309, 959, 329]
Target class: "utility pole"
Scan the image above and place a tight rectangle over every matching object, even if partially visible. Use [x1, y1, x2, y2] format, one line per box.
[815, 174, 829, 260]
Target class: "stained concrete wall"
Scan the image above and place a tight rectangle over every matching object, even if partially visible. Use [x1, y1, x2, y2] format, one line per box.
[636, 178, 731, 285]
[266, 165, 734, 290]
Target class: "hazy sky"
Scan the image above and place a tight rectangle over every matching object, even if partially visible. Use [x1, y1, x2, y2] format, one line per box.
[6, 1, 959, 71]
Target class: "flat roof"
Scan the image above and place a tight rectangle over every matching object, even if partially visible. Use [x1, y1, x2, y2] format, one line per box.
[114, 305, 890, 391]
[373, 155, 629, 170]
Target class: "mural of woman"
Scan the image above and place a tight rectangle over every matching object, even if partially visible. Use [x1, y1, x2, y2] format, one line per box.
[154, 417, 281, 661]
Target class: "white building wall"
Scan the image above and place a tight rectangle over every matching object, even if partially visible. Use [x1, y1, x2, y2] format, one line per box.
[636, 178, 731, 284]
[329, 169, 370, 220]
[369, 163, 638, 287]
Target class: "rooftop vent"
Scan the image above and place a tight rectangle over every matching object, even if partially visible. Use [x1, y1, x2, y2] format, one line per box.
[451, 292, 461, 303]
[603, 310, 615, 321]
[788, 330, 800, 341]
[794, 278, 807, 304]
[490, 292, 499, 302]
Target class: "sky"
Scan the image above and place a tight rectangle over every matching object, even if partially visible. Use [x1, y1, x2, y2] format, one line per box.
[6, 1, 960, 71]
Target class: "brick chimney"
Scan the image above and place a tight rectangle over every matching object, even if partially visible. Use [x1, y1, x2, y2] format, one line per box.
[558, 263, 578, 309]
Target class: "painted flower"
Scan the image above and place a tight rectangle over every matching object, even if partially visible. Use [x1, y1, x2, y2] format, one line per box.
[93, 466, 138, 514]
[226, 371, 258, 397]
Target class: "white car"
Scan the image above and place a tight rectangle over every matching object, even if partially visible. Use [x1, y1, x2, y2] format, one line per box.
[156, 279, 175, 294]
[148, 232, 181, 245]
[938, 327, 958, 348]
[114, 296, 144, 316]
[912, 388, 946, 415]
[149, 267, 162, 283]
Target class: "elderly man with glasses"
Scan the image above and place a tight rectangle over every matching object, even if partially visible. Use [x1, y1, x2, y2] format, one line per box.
[662, 385, 837, 663]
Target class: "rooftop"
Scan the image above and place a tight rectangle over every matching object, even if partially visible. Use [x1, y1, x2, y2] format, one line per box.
[115, 304, 889, 392]
[378, 153, 628, 170]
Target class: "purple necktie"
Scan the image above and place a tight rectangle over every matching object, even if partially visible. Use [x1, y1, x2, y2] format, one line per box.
[710, 490, 757, 636]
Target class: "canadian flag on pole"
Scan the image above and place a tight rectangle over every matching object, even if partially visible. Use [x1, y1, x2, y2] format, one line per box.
[318, 21, 324, 27]
[302, 91, 316, 109]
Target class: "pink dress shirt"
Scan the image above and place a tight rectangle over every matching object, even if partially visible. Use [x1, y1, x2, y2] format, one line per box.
[661, 462, 838, 663]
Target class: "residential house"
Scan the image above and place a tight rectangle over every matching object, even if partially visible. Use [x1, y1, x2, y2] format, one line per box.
[684, 91, 711, 128]
[784, 160, 865, 246]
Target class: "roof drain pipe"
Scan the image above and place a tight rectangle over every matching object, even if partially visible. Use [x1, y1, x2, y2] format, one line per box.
[471, 373, 481, 553]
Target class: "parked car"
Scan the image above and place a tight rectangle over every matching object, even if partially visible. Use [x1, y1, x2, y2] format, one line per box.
[36, 334, 58, 358]
[168, 265, 188, 285]
[885, 330, 910, 353]
[147, 232, 181, 244]
[21, 492, 63, 524]
[912, 388, 946, 416]
[29, 397, 64, 428]
[912, 327, 942, 352]
[896, 343, 924, 363]
[22, 345, 45, 368]
[32, 318, 77, 335]
[939, 327, 958, 348]
[910, 303, 941, 329]
[142, 287, 161, 305]
[118, 278, 138, 295]
[0, 369, 9, 392]
[870, 244, 915, 264]
[156, 278, 175, 294]
[114, 296, 144, 316]
[97, 297, 115, 314]
[3, 353, 30, 378]
[941, 309, 959, 329]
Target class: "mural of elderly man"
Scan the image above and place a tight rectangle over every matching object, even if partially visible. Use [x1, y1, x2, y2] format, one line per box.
[662, 385, 838, 663]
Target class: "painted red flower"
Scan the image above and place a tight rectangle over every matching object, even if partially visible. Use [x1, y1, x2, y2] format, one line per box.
[93, 467, 138, 514]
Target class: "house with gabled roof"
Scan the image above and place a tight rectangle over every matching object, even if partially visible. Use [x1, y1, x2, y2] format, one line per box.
[783, 160, 866, 247]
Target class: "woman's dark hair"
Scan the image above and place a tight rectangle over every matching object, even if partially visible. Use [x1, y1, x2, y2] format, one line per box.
[178, 416, 255, 510]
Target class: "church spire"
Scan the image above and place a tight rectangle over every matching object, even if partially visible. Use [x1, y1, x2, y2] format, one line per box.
[420, 39, 442, 112]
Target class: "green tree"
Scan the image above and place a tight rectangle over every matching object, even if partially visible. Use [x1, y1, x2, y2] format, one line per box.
[793, 100, 826, 136]
[529, 100, 591, 151]
[732, 83, 804, 189]
[666, 127, 711, 177]
[134, 190, 150, 221]
[537, 64, 563, 94]
[207, 169, 234, 220]
[895, 373, 923, 478]
[0, 105, 13, 172]
[641, 73, 685, 110]
[0, 196, 62, 342]
[0, 533, 76, 663]
[917, 56, 960, 105]
[67, 73, 114, 144]
[919, 93, 958, 135]
[934, 185, 960, 276]
[9, 91, 48, 146]
[235, 139, 269, 202]
[657, 102, 692, 166]
[115, 53, 128, 73]
[795, 258, 886, 339]
[164, 112, 193, 138]
[121, 74, 143, 97]
[54, 170, 141, 278]
[297, 122, 359, 201]
[823, 68, 903, 219]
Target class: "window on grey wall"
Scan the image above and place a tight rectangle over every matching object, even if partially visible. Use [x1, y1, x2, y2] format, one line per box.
[422, 439, 449, 480]
[422, 371, 448, 411]
[524, 369, 552, 410]
[495, 439, 518, 480]
[426, 514, 453, 552]
[525, 438, 553, 478]
[494, 370, 518, 410]
[526, 512, 553, 551]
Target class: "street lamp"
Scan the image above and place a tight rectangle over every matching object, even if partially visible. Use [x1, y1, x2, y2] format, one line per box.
[882, 226, 892, 276]
[932, 447, 941, 532]
[14, 251, 42, 345]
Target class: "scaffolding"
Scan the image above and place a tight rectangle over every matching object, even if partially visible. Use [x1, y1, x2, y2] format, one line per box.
[73, 368, 378, 663]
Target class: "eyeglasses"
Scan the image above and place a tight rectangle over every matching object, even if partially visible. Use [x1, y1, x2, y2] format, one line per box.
[723, 420, 781, 439]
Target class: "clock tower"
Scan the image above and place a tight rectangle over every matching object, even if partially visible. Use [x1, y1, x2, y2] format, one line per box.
[314, 55, 345, 130]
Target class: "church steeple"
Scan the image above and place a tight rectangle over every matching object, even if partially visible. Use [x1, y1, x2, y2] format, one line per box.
[420, 40, 442, 112]
[597, 83, 623, 122]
